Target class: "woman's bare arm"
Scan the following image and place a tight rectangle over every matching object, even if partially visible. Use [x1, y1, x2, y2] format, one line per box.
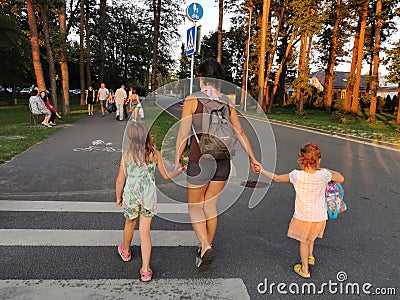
[174, 97, 196, 167]
[229, 106, 261, 172]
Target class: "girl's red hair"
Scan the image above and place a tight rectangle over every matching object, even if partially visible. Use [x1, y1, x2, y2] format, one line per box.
[298, 142, 321, 170]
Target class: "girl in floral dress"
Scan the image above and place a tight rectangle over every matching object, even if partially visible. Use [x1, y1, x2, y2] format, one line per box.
[115, 121, 182, 282]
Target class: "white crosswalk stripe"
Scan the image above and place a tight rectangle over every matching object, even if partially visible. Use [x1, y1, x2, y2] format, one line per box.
[0, 229, 198, 247]
[0, 199, 251, 299]
[0, 200, 188, 214]
[0, 279, 250, 300]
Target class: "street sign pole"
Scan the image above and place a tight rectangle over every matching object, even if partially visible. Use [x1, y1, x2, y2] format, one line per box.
[190, 22, 196, 94]
[186, 3, 203, 95]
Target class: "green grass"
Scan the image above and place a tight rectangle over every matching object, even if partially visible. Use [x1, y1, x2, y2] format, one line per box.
[0, 96, 88, 165]
[141, 102, 187, 164]
[243, 106, 400, 146]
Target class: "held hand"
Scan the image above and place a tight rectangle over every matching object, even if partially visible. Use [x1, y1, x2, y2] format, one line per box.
[170, 165, 184, 179]
[253, 164, 262, 174]
[250, 159, 262, 174]
[174, 160, 184, 174]
[116, 198, 122, 206]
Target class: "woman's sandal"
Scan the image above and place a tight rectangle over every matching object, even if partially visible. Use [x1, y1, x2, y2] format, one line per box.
[196, 247, 215, 271]
[308, 255, 315, 266]
[294, 264, 310, 278]
[140, 268, 153, 282]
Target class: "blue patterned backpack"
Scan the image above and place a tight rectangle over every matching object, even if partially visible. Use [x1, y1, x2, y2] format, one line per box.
[325, 181, 347, 219]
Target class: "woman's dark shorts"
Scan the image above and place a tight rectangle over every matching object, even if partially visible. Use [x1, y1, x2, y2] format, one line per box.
[186, 157, 230, 186]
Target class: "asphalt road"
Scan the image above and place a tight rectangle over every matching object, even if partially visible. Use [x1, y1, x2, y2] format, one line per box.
[0, 99, 399, 299]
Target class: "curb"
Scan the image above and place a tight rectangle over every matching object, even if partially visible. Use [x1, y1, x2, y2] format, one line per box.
[245, 114, 400, 151]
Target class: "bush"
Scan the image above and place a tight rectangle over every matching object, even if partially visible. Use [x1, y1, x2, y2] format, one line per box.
[377, 96, 386, 113]
[332, 110, 349, 124]
[295, 110, 307, 119]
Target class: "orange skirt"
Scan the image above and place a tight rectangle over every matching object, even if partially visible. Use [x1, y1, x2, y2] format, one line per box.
[287, 218, 326, 242]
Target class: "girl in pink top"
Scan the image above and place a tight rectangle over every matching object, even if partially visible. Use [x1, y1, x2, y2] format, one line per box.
[256, 142, 344, 278]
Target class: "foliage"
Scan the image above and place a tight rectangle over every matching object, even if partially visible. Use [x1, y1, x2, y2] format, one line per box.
[295, 109, 307, 119]
[0, 5, 33, 88]
[332, 110, 349, 124]
[384, 42, 400, 85]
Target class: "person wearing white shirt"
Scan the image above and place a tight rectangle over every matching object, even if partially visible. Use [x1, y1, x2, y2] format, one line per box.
[114, 84, 127, 121]
[97, 83, 109, 117]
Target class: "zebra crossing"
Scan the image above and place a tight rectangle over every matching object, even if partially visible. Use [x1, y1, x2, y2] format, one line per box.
[0, 198, 250, 299]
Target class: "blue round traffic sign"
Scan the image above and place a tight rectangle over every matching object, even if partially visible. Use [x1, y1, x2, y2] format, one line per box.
[186, 3, 203, 22]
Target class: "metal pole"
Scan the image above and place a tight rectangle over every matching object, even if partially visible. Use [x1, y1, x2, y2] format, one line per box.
[244, 7, 252, 112]
[190, 53, 194, 94]
[190, 22, 197, 94]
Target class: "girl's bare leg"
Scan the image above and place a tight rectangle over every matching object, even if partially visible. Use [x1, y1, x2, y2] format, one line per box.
[299, 241, 310, 274]
[308, 240, 315, 258]
[139, 216, 153, 272]
[123, 218, 136, 253]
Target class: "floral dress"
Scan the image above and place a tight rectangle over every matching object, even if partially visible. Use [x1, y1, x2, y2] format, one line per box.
[122, 161, 157, 219]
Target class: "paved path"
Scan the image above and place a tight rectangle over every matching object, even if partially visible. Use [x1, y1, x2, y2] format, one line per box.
[1, 101, 399, 299]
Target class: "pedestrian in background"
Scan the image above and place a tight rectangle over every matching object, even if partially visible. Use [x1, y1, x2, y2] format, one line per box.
[97, 83, 109, 117]
[256, 142, 344, 278]
[86, 85, 95, 116]
[40, 91, 61, 126]
[115, 121, 182, 282]
[130, 89, 140, 122]
[114, 84, 127, 121]
[29, 89, 52, 127]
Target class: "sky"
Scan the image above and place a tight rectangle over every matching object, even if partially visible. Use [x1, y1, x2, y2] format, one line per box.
[179, 0, 400, 77]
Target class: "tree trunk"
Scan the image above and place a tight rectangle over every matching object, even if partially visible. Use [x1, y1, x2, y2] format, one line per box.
[257, 0, 271, 113]
[350, 1, 368, 116]
[266, 5, 285, 113]
[272, 31, 296, 99]
[85, 0, 92, 86]
[324, 0, 341, 112]
[58, 0, 70, 115]
[79, 0, 85, 105]
[296, 31, 307, 111]
[26, 0, 46, 91]
[98, 0, 106, 85]
[240, 4, 253, 110]
[151, 0, 161, 92]
[278, 61, 287, 105]
[368, 0, 382, 121]
[217, 0, 223, 64]
[40, 4, 58, 108]
[344, 21, 360, 112]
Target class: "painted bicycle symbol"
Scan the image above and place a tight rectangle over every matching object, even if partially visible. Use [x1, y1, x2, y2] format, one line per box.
[73, 140, 122, 153]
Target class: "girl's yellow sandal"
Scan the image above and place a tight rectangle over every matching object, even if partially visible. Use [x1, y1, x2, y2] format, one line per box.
[294, 264, 311, 278]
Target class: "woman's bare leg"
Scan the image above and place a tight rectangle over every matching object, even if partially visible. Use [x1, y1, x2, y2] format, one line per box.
[203, 180, 226, 245]
[187, 183, 211, 255]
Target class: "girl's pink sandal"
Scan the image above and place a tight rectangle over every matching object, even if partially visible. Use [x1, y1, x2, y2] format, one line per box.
[140, 268, 153, 282]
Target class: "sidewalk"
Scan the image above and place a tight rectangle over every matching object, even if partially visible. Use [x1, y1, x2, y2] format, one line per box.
[0, 112, 127, 200]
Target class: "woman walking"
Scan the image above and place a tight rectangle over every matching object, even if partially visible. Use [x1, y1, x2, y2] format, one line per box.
[86, 85, 95, 116]
[174, 58, 261, 270]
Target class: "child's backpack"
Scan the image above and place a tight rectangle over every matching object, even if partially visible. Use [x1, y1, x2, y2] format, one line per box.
[192, 93, 238, 160]
[325, 181, 347, 219]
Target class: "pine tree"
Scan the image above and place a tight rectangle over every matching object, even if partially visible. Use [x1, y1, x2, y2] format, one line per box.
[384, 43, 400, 123]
